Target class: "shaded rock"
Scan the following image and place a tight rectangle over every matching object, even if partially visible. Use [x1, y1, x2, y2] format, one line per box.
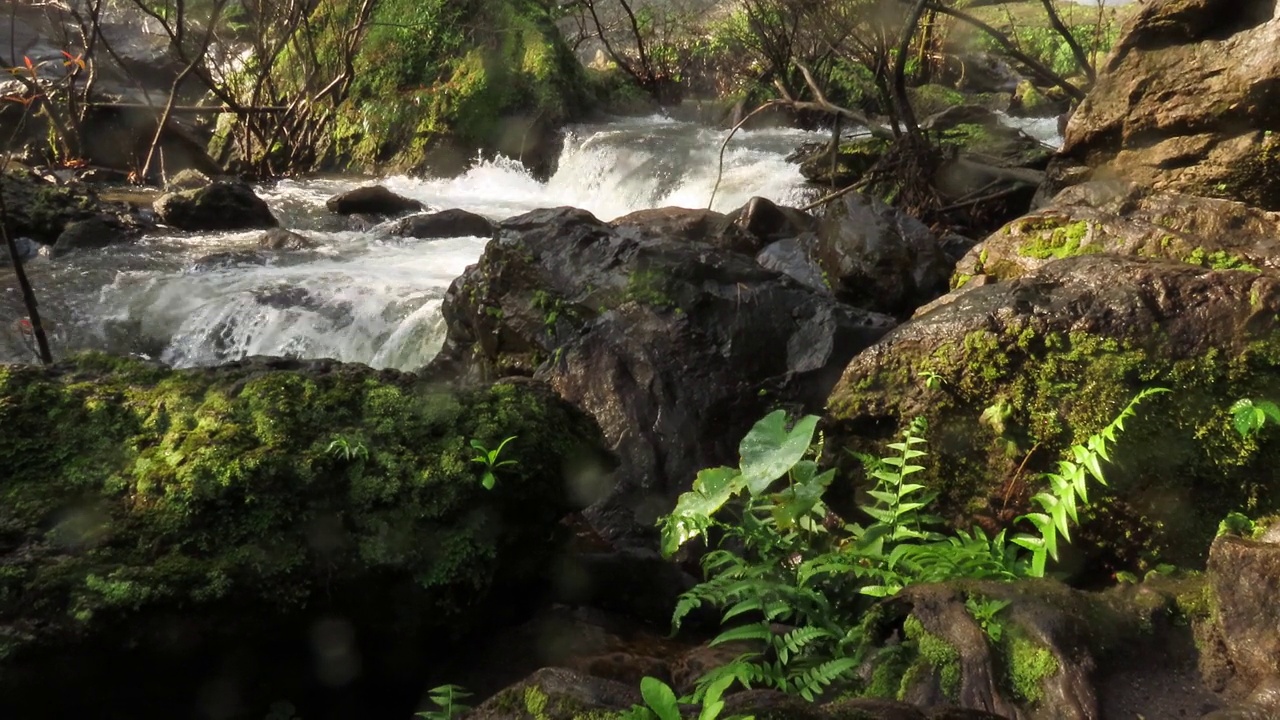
[856, 578, 1209, 720]
[0, 353, 612, 719]
[189, 250, 270, 272]
[153, 180, 278, 231]
[826, 255, 1280, 570]
[925, 106, 1053, 173]
[1009, 81, 1069, 119]
[943, 53, 1023, 95]
[428, 206, 896, 544]
[52, 215, 128, 255]
[1206, 533, 1280, 694]
[467, 668, 641, 720]
[954, 181, 1280, 286]
[325, 185, 423, 216]
[756, 236, 830, 294]
[0, 236, 40, 264]
[163, 168, 211, 192]
[1055, 0, 1280, 209]
[256, 228, 316, 250]
[816, 192, 952, 316]
[726, 196, 816, 243]
[550, 548, 698, 627]
[1201, 676, 1280, 720]
[391, 208, 495, 240]
[0, 166, 101, 243]
[792, 136, 889, 188]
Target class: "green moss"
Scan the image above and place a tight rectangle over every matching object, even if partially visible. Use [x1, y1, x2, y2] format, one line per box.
[1001, 632, 1058, 704]
[0, 353, 604, 666]
[625, 269, 675, 308]
[1184, 247, 1260, 272]
[907, 84, 966, 116]
[1016, 220, 1095, 260]
[903, 615, 961, 701]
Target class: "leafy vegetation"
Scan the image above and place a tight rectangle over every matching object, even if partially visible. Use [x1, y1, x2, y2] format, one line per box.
[417, 684, 474, 720]
[660, 389, 1161, 699]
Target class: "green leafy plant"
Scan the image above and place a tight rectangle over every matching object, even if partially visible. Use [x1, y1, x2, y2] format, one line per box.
[1230, 398, 1280, 437]
[326, 435, 368, 461]
[470, 435, 517, 490]
[965, 595, 1011, 642]
[1011, 387, 1168, 577]
[662, 390, 1161, 700]
[621, 676, 753, 720]
[416, 684, 472, 720]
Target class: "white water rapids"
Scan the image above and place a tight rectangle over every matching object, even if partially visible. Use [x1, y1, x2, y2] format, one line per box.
[0, 113, 1063, 370]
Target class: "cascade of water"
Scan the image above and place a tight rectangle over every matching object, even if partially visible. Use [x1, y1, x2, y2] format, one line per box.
[4, 116, 825, 369]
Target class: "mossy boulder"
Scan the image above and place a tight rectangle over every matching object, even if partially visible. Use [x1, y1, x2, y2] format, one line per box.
[857, 577, 1213, 720]
[0, 166, 104, 244]
[954, 181, 1280, 288]
[153, 180, 278, 231]
[0, 353, 610, 718]
[826, 255, 1280, 573]
[317, 0, 592, 176]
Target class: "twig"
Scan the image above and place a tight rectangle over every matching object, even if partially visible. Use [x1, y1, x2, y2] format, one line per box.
[0, 179, 53, 364]
[707, 99, 786, 209]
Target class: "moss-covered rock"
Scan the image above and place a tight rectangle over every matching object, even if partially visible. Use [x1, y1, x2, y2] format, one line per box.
[0, 353, 610, 717]
[827, 255, 1280, 573]
[318, 0, 592, 176]
[0, 166, 101, 243]
[859, 578, 1206, 719]
[954, 181, 1280, 287]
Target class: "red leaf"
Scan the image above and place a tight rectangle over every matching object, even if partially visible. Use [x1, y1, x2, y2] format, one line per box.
[23, 56, 33, 70]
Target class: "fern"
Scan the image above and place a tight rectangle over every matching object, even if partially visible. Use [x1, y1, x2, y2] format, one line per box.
[1011, 387, 1167, 576]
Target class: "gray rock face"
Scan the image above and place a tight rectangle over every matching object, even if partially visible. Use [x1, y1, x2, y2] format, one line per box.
[816, 192, 953, 317]
[52, 215, 128, 255]
[1056, 0, 1280, 209]
[427, 206, 896, 543]
[1207, 535, 1280, 694]
[153, 181, 278, 231]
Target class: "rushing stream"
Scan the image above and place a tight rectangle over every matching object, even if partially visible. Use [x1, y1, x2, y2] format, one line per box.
[0, 113, 1062, 370]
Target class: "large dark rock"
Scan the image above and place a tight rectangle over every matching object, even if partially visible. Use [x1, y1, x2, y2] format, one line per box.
[826, 255, 1280, 571]
[52, 215, 129, 256]
[153, 180, 278, 231]
[427, 206, 896, 543]
[1053, 0, 1280, 209]
[816, 192, 953, 317]
[390, 208, 495, 240]
[325, 185, 424, 216]
[954, 181, 1280, 287]
[256, 228, 316, 251]
[0, 353, 611, 719]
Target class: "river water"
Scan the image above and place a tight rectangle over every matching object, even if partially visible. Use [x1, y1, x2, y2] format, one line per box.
[0, 113, 1062, 370]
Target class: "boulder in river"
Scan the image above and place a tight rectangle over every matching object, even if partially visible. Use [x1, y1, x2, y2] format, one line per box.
[153, 180, 278, 231]
[0, 353, 611, 719]
[1053, 0, 1280, 209]
[325, 185, 424, 216]
[256, 227, 316, 250]
[51, 215, 129, 256]
[826, 255, 1280, 572]
[427, 206, 897, 544]
[390, 208, 495, 240]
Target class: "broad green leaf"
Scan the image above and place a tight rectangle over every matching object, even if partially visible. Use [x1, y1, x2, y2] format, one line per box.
[640, 677, 681, 720]
[739, 411, 819, 495]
